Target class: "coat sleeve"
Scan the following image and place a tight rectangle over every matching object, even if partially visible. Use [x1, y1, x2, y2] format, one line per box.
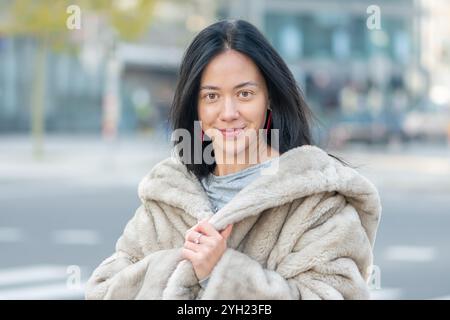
[199, 203, 375, 300]
[84, 204, 183, 300]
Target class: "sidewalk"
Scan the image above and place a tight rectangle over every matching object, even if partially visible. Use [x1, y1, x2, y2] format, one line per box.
[0, 133, 173, 188]
[329, 142, 450, 193]
[1, 134, 449, 192]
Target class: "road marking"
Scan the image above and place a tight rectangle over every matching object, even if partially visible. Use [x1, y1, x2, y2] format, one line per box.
[370, 287, 402, 300]
[0, 227, 25, 243]
[0, 264, 88, 300]
[384, 246, 437, 262]
[429, 295, 450, 300]
[0, 283, 85, 300]
[51, 229, 101, 245]
[0, 265, 68, 286]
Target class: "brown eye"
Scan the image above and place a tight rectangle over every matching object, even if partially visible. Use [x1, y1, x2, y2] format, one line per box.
[239, 91, 253, 99]
[205, 93, 218, 102]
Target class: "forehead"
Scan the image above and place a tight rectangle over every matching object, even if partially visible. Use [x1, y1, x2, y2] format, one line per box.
[200, 50, 265, 87]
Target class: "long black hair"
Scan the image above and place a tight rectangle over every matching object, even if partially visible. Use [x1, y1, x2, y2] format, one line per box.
[169, 19, 350, 180]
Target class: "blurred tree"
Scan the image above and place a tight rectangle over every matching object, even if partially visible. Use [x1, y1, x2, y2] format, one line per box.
[0, 0, 156, 158]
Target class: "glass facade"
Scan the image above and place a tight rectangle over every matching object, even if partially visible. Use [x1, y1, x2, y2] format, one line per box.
[0, 37, 105, 133]
[265, 12, 411, 63]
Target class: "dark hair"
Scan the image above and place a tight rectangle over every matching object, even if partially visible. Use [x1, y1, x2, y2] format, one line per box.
[169, 19, 350, 179]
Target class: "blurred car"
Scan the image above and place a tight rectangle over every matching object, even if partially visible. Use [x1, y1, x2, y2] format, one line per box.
[402, 108, 450, 142]
[327, 111, 403, 148]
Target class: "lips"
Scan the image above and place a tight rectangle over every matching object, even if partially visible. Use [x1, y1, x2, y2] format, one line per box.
[218, 127, 246, 138]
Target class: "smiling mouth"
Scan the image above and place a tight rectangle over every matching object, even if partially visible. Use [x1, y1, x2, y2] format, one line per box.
[218, 127, 246, 138]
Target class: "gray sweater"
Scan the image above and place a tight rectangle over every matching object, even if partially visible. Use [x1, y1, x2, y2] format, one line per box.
[200, 158, 277, 213]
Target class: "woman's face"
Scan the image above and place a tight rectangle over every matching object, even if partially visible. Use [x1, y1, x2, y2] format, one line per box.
[197, 49, 269, 160]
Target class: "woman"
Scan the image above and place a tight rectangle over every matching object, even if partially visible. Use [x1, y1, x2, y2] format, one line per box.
[85, 19, 381, 300]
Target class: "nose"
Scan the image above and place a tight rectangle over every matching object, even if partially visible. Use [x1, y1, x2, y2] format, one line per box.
[219, 96, 239, 121]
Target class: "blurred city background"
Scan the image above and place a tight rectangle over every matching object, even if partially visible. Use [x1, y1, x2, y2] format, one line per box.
[0, 0, 449, 299]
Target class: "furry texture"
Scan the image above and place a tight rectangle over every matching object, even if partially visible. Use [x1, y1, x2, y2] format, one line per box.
[85, 145, 382, 300]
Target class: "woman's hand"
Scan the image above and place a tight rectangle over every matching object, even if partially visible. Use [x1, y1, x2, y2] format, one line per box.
[182, 218, 233, 281]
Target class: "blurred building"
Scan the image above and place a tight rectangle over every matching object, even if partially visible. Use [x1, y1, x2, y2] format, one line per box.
[0, 0, 216, 135]
[419, 0, 450, 109]
[219, 0, 430, 144]
[1, 0, 449, 143]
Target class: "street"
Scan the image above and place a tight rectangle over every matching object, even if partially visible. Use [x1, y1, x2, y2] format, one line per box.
[1, 135, 449, 299]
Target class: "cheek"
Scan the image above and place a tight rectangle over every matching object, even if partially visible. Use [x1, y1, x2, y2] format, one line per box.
[246, 96, 267, 127]
[241, 108, 266, 129]
[198, 106, 215, 127]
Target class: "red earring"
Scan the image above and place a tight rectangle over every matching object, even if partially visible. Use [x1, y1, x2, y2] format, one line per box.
[265, 109, 272, 131]
[201, 129, 204, 142]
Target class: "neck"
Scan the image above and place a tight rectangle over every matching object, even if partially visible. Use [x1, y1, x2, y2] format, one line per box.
[213, 142, 279, 176]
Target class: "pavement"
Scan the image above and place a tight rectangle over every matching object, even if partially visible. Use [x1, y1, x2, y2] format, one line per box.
[0, 134, 449, 299]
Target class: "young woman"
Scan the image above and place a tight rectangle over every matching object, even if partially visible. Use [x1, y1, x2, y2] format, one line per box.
[85, 19, 381, 300]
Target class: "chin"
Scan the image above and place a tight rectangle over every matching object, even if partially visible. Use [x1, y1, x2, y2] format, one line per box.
[216, 139, 253, 162]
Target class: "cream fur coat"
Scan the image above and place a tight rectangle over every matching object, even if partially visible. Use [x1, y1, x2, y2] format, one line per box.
[85, 145, 381, 300]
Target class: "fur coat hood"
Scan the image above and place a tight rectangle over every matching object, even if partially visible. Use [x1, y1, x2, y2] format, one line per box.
[85, 145, 382, 300]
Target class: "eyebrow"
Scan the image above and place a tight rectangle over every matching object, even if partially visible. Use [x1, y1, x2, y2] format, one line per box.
[200, 81, 259, 91]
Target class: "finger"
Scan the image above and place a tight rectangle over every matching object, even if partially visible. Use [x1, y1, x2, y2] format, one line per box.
[194, 221, 221, 238]
[184, 226, 195, 239]
[220, 224, 233, 240]
[185, 217, 209, 238]
[185, 230, 200, 242]
[186, 231, 215, 246]
[181, 247, 196, 261]
[184, 240, 201, 252]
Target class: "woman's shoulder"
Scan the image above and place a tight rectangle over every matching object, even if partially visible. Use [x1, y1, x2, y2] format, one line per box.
[278, 144, 381, 225]
[138, 154, 189, 187]
[136, 155, 210, 219]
